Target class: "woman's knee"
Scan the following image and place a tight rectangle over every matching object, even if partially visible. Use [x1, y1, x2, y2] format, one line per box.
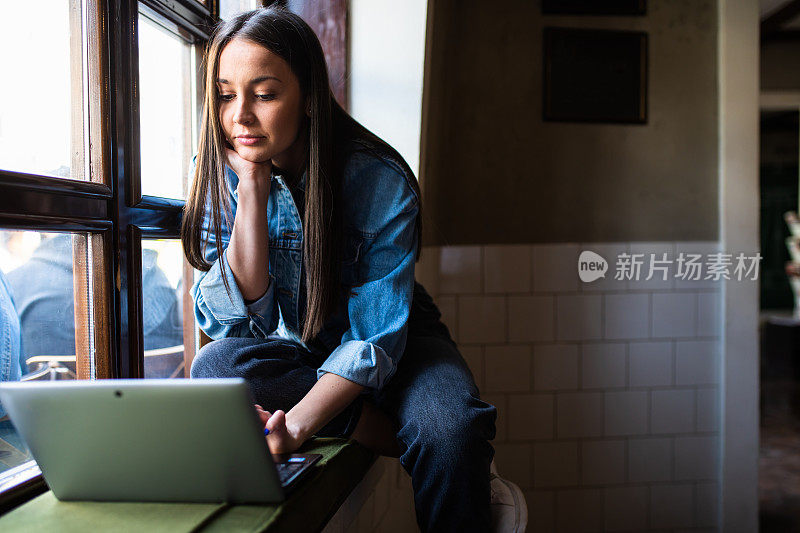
[400, 394, 497, 462]
[190, 337, 248, 378]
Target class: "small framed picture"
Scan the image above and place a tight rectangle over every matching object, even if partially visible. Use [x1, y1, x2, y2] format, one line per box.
[542, 0, 646, 16]
[543, 27, 648, 124]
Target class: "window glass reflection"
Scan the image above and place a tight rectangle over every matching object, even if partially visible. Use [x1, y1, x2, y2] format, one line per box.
[0, 230, 94, 478]
[141, 239, 186, 378]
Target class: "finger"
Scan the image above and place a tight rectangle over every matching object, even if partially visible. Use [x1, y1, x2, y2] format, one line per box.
[254, 406, 272, 423]
[266, 410, 286, 432]
[224, 147, 239, 165]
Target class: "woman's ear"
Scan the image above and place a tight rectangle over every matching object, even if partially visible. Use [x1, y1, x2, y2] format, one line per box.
[305, 96, 312, 117]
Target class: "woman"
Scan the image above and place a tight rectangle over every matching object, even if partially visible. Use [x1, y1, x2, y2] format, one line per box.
[182, 6, 519, 531]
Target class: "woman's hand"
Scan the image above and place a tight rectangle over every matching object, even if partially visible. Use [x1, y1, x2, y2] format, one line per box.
[225, 145, 272, 185]
[255, 404, 305, 455]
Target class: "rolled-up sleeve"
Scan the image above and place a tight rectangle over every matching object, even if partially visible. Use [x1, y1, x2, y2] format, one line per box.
[189, 158, 279, 340]
[317, 161, 419, 390]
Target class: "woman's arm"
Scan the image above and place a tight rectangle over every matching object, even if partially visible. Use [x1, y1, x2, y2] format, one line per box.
[259, 373, 362, 451]
[224, 148, 272, 301]
[258, 373, 401, 456]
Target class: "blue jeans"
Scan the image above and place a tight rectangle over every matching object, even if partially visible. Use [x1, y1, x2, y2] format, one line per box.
[191, 282, 497, 532]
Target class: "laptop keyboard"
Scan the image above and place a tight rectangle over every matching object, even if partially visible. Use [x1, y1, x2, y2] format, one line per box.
[275, 460, 306, 485]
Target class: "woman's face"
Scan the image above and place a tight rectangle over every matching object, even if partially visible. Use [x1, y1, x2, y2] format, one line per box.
[216, 38, 306, 168]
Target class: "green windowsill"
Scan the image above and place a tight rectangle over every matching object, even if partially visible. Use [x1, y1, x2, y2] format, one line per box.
[0, 438, 375, 533]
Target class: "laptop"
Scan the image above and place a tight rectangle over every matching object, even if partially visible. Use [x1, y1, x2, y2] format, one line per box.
[0, 378, 321, 503]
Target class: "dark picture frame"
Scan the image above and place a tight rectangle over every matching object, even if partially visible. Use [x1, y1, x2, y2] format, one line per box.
[543, 27, 648, 124]
[541, 0, 646, 16]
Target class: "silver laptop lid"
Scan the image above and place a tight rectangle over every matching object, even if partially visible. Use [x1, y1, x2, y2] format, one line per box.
[0, 378, 284, 503]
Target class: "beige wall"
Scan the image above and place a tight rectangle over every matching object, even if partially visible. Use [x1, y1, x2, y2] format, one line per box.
[421, 0, 719, 245]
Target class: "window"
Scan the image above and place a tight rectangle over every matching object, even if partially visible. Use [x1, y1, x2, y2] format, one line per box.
[0, 0, 215, 506]
[138, 12, 196, 200]
[0, 0, 340, 510]
[141, 238, 191, 379]
[0, 2, 89, 180]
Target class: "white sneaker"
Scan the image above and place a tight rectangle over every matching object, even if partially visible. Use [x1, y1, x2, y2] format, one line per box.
[490, 461, 528, 533]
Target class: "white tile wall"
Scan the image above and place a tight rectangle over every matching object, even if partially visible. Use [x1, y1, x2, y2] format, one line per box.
[674, 436, 719, 481]
[697, 291, 721, 337]
[418, 241, 722, 531]
[629, 342, 673, 387]
[508, 394, 554, 440]
[604, 293, 649, 339]
[649, 484, 694, 529]
[581, 440, 626, 485]
[485, 345, 532, 392]
[556, 489, 603, 532]
[457, 296, 506, 344]
[604, 486, 648, 532]
[582, 343, 626, 389]
[652, 293, 696, 338]
[628, 438, 673, 483]
[696, 387, 720, 433]
[459, 345, 484, 389]
[508, 295, 555, 342]
[438, 246, 481, 294]
[534, 441, 579, 487]
[534, 244, 581, 293]
[651, 389, 695, 434]
[695, 482, 719, 527]
[604, 391, 648, 436]
[484, 244, 532, 294]
[534, 344, 579, 391]
[557, 294, 602, 341]
[528, 490, 556, 531]
[557, 392, 604, 438]
[675, 340, 719, 385]
[324, 458, 414, 533]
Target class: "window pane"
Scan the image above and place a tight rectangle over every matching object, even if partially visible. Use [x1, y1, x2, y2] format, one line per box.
[0, 2, 88, 180]
[0, 230, 94, 479]
[141, 239, 188, 378]
[138, 14, 194, 200]
[220, 0, 259, 20]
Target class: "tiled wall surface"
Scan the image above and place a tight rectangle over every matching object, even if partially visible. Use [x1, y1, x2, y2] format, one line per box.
[415, 242, 723, 532]
[322, 457, 418, 533]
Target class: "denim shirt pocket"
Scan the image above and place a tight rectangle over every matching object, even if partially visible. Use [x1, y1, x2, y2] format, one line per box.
[270, 235, 302, 334]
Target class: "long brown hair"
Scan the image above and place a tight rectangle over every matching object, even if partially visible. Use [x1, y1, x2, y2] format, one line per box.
[182, 6, 421, 343]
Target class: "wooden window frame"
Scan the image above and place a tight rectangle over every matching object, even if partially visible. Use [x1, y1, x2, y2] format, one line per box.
[0, 0, 212, 509]
[0, 0, 348, 512]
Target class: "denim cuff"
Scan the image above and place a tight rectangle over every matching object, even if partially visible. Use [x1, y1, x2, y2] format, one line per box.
[196, 249, 278, 336]
[317, 340, 396, 390]
[245, 274, 279, 337]
[197, 249, 248, 323]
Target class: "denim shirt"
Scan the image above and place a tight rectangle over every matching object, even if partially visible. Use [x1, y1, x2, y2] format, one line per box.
[190, 140, 420, 390]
